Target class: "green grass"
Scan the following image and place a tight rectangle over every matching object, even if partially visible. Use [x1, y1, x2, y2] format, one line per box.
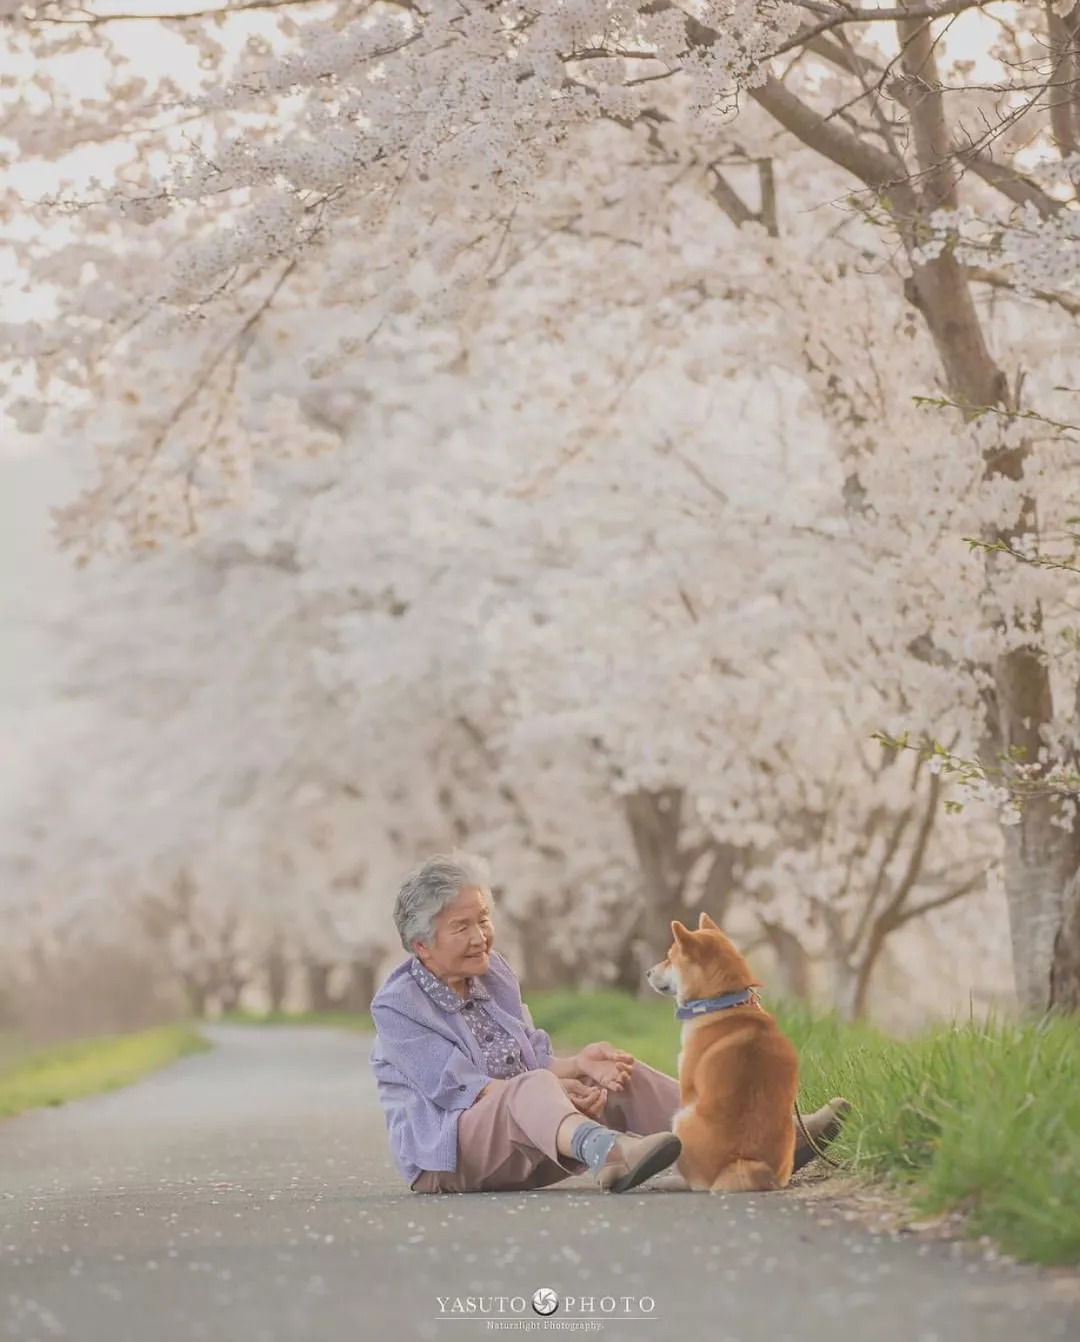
[527, 989, 1080, 1268]
[0, 1024, 210, 1118]
[221, 990, 1080, 1264]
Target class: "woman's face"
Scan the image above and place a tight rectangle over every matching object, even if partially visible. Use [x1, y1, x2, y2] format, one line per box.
[414, 884, 495, 983]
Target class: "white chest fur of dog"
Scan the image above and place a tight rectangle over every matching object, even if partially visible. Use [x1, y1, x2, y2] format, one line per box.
[671, 1020, 699, 1138]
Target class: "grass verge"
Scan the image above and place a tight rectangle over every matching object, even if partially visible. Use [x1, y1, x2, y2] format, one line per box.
[0, 1024, 210, 1119]
[527, 989, 1080, 1268]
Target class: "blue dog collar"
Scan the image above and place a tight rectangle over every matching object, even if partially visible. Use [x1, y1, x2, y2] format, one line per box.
[674, 988, 757, 1020]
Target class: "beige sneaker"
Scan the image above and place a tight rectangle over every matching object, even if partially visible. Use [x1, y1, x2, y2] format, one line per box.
[793, 1097, 851, 1171]
[807, 1097, 851, 1140]
[594, 1131, 682, 1193]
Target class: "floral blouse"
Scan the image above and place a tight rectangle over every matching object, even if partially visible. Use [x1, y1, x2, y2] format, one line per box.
[408, 958, 530, 1080]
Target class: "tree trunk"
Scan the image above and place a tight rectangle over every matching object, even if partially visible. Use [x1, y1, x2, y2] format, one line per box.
[989, 648, 1080, 1011]
[746, 11, 1080, 1015]
[340, 960, 377, 1014]
[1050, 869, 1080, 1009]
[216, 977, 243, 1013]
[759, 920, 814, 1002]
[851, 952, 879, 1022]
[503, 910, 573, 990]
[611, 935, 646, 994]
[1000, 815, 1078, 1011]
[181, 975, 208, 1018]
[624, 788, 688, 971]
[520, 938, 575, 992]
[305, 962, 335, 1013]
[908, 251, 1076, 1012]
[826, 952, 861, 1023]
[1043, 684, 1080, 1008]
[889, 38, 1080, 1014]
[623, 789, 739, 989]
[266, 947, 288, 1013]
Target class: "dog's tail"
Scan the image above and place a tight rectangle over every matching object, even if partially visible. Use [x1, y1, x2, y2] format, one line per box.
[711, 1160, 780, 1193]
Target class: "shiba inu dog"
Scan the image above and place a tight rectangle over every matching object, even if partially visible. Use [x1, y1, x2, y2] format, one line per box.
[647, 912, 799, 1192]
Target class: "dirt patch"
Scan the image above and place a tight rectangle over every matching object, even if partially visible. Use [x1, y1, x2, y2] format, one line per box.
[788, 1165, 1080, 1294]
[789, 1166, 965, 1238]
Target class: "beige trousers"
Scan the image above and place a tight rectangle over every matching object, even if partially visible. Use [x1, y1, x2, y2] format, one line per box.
[411, 1061, 680, 1194]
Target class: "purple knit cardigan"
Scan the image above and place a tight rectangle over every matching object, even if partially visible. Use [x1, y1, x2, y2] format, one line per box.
[369, 950, 554, 1186]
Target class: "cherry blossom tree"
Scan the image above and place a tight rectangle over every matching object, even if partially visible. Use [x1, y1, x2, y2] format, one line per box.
[267, 221, 1008, 1015]
[5, 0, 1080, 1012]
[2, 284, 1013, 1019]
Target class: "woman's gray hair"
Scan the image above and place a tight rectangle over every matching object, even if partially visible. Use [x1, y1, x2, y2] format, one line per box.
[394, 851, 492, 952]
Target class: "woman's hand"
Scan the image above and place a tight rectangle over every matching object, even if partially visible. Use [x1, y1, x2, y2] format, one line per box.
[575, 1041, 634, 1092]
[561, 1077, 608, 1122]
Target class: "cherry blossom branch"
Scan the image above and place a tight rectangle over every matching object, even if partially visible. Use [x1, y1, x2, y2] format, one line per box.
[772, 0, 1006, 59]
[834, 769, 976, 1008]
[801, 27, 1066, 217]
[749, 73, 915, 204]
[963, 536, 1080, 576]
[1044, 1, 1079, 159]
[58, 257, 299, 555]
[958, 151, 1068, 219]
[912, 395, 1079, 435]
[847, 803, 914, 955]
[707, 169, 756, 228]
[836, 805, 887, 904]
[19, 0, 402, 23]
[877, 770, 944, 928]
[798, 0, 1003, 22]
[891, 872, 988, 928]
[454, 714, 563, 863]
[873, 734, 1080, 808]
[897, 1, 959, 213]
[965, 266, 1080, 319]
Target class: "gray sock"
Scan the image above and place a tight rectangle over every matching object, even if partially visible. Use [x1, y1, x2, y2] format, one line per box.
[570, 1120, 618, 1172]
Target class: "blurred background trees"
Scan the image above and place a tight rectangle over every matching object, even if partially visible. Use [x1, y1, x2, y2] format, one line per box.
[3, 0, 1079, 1038]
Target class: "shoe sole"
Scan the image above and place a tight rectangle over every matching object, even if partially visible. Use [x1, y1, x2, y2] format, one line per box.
[816, 1099, 853, 1146]
[793, 1100, 852, 1171]
[606, 1134, 682, 1194]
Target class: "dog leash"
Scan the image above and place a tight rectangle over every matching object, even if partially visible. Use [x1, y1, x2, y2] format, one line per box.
[793, 1098, 846, 1170]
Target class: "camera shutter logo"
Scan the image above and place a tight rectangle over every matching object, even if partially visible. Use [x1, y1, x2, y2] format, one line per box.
[531, 1288, 559, 1316]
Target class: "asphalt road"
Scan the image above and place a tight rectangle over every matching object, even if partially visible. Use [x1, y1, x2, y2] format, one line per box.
[1, 1025, 1077, 1342]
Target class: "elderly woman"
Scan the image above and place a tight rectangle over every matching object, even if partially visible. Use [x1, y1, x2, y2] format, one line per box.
[370, 853, 846, 1195]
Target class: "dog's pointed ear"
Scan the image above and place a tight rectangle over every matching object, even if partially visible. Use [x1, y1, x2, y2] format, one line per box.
[698, 911, 721, 932]
[671, 920, 693, 947]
